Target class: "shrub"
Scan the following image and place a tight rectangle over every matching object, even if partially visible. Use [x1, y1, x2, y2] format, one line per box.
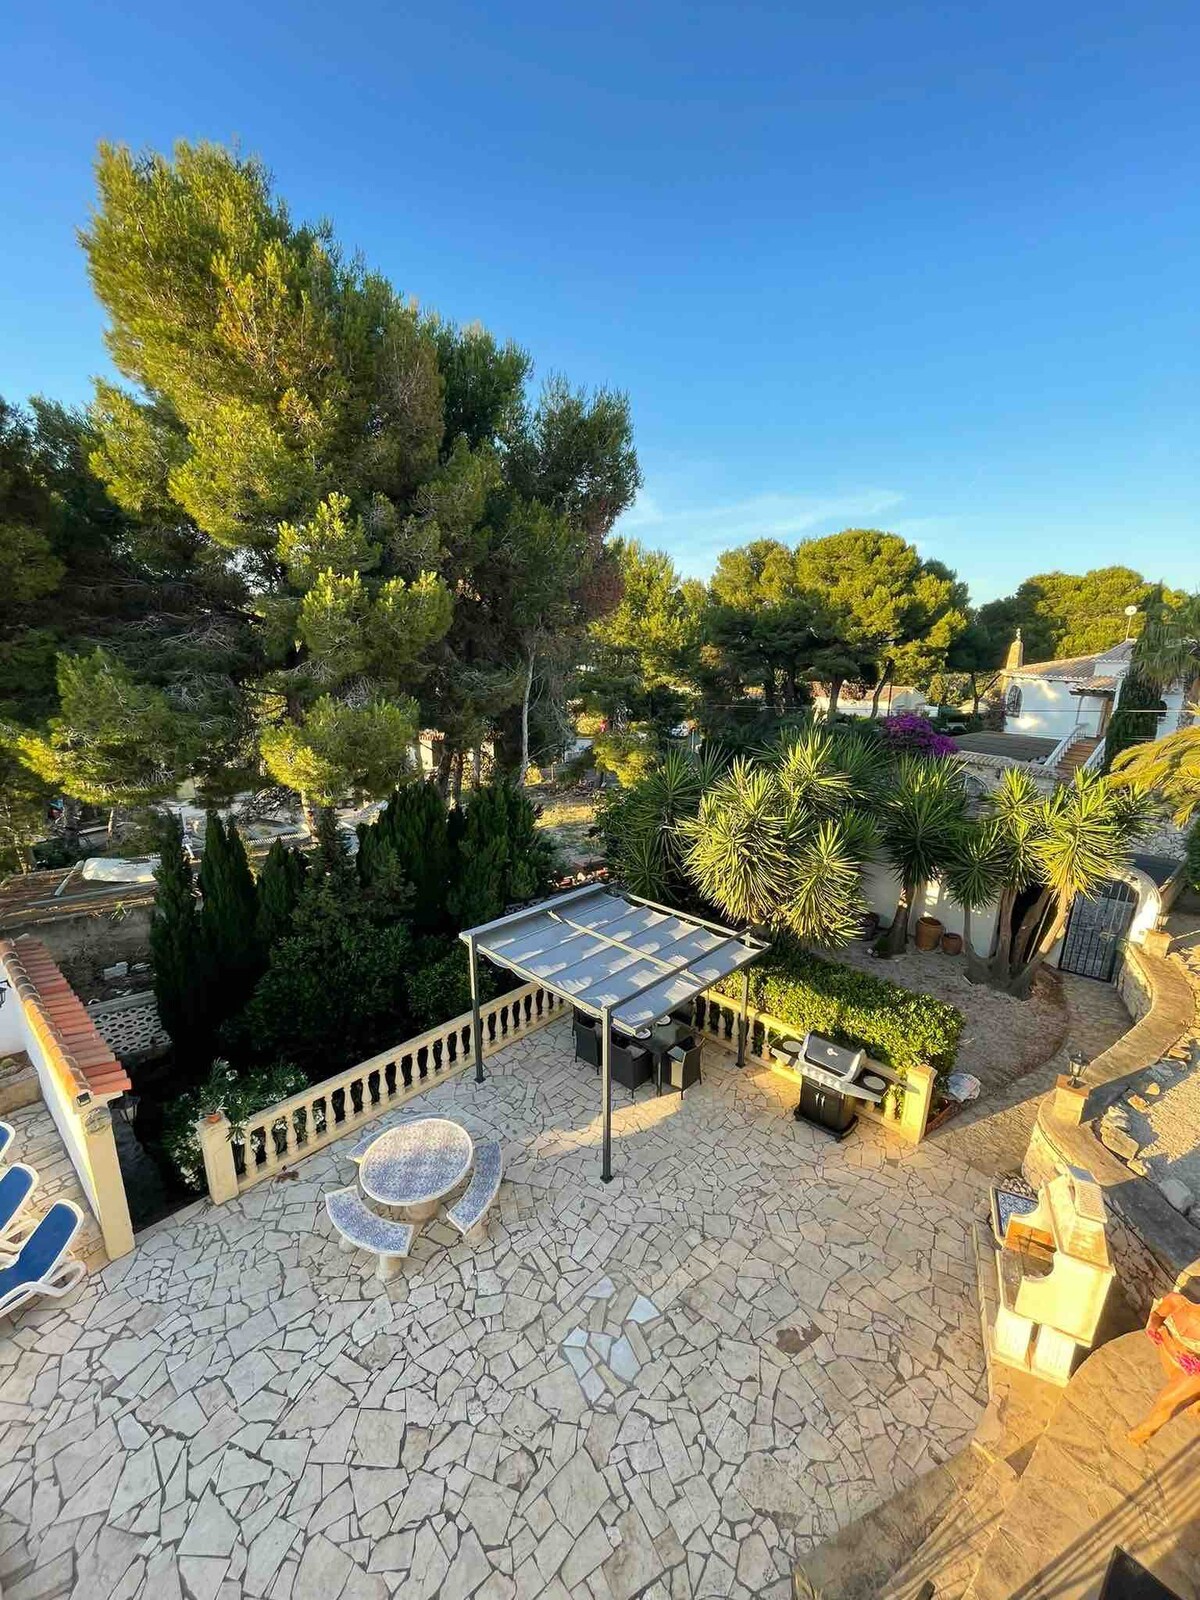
[713, 937, 962, 1084]
[162, 1057, 308, 1191]
[592, 730, 659, 788]
[405, 938, 500, 1031]
[149, 812, 208, 1059]
[233, 868, 414, 1074]
[878, 712, 958, 759]
[448, 782, 557, 929]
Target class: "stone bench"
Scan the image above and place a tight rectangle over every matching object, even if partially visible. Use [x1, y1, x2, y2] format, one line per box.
[447, 1142, 503, 1239]
[324, 1187, 414, 1280]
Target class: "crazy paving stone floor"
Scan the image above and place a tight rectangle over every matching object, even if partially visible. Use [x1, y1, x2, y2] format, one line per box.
[0, 1017, 989, 1600]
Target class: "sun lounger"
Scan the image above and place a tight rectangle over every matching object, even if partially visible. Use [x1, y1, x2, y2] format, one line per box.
[0, 1121, 13, 1165]
[0, 1164, 38, 1250]
[0, 1202, 85, 1320]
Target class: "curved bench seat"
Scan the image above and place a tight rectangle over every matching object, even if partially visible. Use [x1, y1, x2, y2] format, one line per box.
[324, 1187, 415, 1280]
[447, 1141, 503, 1239]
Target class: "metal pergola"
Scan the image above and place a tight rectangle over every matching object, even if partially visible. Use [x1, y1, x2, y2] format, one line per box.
[459, 884, 769, 1181]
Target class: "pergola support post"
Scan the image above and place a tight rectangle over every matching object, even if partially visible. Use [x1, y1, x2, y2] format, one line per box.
[600, 1005, 613, 1183]
[468, 936, 485, 1084]
[736, 967, 750, 1069]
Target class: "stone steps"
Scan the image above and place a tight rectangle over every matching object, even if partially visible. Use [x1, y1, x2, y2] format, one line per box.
[793, 1449, 989, 1600]
[1055, 737, 1101, 782]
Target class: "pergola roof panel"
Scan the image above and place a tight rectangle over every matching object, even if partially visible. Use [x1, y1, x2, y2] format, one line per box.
[462, 884, 767, 1026]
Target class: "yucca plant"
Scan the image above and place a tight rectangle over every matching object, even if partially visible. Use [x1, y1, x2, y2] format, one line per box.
[876, 756, 969, 955]
[1006, 771, 1150, 995]
[943, 818, 1009, 982]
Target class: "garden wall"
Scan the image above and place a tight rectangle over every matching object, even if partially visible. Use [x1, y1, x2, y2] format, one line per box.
[1023, 942, 1199, 1317]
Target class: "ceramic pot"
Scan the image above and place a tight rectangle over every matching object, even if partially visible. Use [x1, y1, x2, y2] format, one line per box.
[941, 931, 963, 956]
[914, 915, 943, 952]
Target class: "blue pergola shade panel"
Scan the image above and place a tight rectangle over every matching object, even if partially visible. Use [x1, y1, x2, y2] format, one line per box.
[463, 885, 766, 1030]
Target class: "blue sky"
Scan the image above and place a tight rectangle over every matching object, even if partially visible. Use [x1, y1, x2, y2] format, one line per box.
[4, 1, 1198, 602]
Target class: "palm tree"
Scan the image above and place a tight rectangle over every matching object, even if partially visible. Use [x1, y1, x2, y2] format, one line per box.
[876, 757, 968, 955]
[1129, 593, 1200, 695]
[1005, 771, 1150, 996]
[943, 819, 1008, 983]
[1110, 724, 1200, 826]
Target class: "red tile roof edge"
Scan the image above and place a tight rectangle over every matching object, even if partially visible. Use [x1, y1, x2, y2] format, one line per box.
[0, 935, 133, 1099]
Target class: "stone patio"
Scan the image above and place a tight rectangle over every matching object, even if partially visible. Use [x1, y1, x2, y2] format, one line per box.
[0, 1017, 988, 1600]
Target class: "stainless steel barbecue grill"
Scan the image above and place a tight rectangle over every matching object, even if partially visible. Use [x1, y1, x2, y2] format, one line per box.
[790, 1031, 888, 1139]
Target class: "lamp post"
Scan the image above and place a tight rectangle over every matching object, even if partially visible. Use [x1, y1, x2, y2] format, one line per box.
[1124, 604, 1138, 642]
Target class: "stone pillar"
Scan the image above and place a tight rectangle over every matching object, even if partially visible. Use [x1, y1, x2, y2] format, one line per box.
[898, 1062, 936, 1143]
[197, 1111, 239, 1204]
[81, 1103, 135, 1259]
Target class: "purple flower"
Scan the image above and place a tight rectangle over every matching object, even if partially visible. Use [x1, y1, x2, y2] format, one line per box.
[878, 712, 957, 758]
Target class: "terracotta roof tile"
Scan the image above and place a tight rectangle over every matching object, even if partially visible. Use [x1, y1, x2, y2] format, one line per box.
[0, 935, 132, 1098]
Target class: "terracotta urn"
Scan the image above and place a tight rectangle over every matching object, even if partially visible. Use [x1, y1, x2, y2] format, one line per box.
[941, 931, 963, 956]
[914, 915, 943, 952]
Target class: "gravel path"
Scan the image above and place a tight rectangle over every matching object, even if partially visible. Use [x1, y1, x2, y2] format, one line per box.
[833, 939, 1070, 1092]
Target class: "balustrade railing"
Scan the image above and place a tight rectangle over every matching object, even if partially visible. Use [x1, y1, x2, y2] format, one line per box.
[1043, 723, 1087, 771]
[197, 981, 565, 1202]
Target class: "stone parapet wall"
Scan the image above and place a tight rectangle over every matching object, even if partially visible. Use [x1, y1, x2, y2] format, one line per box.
[1023, 942, 1199, 1316]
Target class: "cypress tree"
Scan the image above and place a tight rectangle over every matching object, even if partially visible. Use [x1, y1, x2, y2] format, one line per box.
[198, 812, 263, 1020]
[359, 780, 452, 931]
[149, 813, 207, 1056]
[256, 838, 307, 949]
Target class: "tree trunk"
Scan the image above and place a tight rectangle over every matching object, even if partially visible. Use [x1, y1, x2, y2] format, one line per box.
[61, 796, 81, 850]
[518, 645, 536, 785]
[761, 674, 777, 712]
[451, 750, 464, 808]
[434, 742, 454, 800]
[785, 665, 798, 708]
[1009, 902, 1068, 998]
[880, 883, 912, 956]
[826, 675, 844, 720]
[870, 660, 893, 719]
[1010, 888, 1052, 977]
[988, 885, 1017, 985]
[472, 745, 482, 788]
[969, 673, 982, 716]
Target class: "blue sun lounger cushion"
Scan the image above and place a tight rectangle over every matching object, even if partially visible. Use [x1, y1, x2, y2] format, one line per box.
[0, 1164, 38, 1249]
[0, 1201, 85, 1321]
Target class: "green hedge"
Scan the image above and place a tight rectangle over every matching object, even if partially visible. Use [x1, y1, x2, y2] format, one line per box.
[714, 939, 962, 1081]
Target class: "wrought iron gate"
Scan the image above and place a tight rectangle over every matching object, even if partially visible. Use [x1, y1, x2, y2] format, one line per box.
[1058, 877, 1137, 982]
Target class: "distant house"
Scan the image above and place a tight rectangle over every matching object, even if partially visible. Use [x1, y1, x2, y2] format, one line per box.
[811, 683, 927, 719]
[950, 631, 1194, 786]
[999, 632, 1136, 742]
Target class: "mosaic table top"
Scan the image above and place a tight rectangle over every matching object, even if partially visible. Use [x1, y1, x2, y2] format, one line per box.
[358, 1116, 474, 1206]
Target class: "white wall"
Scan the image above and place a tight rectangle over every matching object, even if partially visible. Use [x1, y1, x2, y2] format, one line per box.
[861, 863, 1001, 957]
[1008, 678, 1104, 739]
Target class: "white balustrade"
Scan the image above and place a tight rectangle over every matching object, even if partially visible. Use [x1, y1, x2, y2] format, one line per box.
[198, 981, 565, 1201]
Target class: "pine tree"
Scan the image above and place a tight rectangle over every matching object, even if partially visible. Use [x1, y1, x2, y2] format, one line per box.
[149, 813, 207, 1056]
[256, 839, 307, 948]
[198, 812, 263, 1022]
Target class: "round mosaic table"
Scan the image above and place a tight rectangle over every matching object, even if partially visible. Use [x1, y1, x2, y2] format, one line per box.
[359, 1118, 474, 1221]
